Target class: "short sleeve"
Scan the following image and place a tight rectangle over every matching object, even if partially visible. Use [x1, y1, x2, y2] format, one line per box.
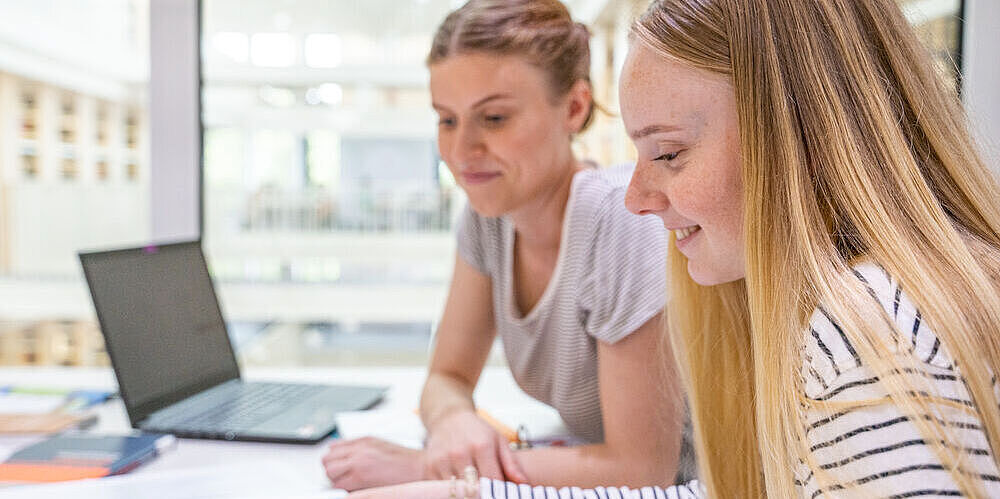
[455, 203, 491, 275]
[795, 263, 1000, 496]
[579, 188, 668, 344]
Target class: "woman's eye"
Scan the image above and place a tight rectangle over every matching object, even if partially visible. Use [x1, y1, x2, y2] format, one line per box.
[654, 151, 680, 162]
[438, 118, 456, 127]
[483, 115, 506, 125]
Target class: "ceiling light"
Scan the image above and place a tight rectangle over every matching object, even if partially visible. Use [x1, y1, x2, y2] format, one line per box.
[305, 34, 342, 68]
[212, 32, 248, 63]
[251, 33, 295, 67]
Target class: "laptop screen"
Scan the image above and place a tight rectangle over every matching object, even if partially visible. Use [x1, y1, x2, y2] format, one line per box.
[80, 241, 240, 425]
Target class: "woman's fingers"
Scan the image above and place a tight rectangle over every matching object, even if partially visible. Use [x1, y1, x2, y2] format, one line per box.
[431, 452, 455, 480]
[472, 439, 504, 480]
[324, 460, 352, 487]
[496, 434, 528, 483]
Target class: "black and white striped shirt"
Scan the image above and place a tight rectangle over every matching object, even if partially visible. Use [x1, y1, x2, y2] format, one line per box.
[796, 263, 1000, 497]
[478, 263, 1000, 498]
[475, 477, 704, 498]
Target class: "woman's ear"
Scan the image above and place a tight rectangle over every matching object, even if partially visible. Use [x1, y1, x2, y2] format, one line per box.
[565, 79, 594, 135]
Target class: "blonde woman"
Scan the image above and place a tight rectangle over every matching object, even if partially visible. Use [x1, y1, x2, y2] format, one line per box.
[346, 0, 1000, 497]
[322, 0, 692, 493]
[623, 0, 1000, 496]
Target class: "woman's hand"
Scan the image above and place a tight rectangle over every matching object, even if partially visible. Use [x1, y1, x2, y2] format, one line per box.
[345, 480, 451, 499]
[322, 436, 424, 491]
[423, 410, 528, 483]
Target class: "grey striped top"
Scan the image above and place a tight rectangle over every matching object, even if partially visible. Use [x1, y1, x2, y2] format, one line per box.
[456, 163, 668, 444]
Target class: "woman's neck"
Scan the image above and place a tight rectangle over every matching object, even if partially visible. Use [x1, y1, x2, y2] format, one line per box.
[507, 160, 580, 252]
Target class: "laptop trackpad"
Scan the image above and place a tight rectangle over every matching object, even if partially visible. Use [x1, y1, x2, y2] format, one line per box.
[249, 386, 384, 440]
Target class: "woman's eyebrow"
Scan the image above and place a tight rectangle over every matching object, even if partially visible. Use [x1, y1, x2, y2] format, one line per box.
[628, 124, 684, 140]
[432, 93, 515, 113]
[470, 93, 514, 108]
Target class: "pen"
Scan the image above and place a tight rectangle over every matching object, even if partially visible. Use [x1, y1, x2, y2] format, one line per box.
[475, 408, 519, 443]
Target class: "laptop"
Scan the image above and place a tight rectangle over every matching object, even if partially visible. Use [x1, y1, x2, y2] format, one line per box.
[79, 240, 386, 444]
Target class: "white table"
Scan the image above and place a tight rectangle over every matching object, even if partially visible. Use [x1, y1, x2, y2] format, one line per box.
[0, 366, 566, 498]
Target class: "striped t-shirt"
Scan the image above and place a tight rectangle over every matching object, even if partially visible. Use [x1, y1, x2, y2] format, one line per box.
[475, 477, 704, 498]
[457, 163, 668, 445]
[475, 263, 1000, 498]
[795, 263, 1000, 497]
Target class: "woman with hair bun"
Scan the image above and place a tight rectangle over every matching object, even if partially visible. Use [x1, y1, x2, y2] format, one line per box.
[321, 0, 691, 493]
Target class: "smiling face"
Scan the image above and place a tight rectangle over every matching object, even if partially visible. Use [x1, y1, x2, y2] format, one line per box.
[621, 43, 745, 286]
[429, 53, 589, 218]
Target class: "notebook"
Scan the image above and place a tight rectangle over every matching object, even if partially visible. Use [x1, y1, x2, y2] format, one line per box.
[0, 433, 175, 482]
[0, 387, 111, 434]
[79, 240, 386, 444]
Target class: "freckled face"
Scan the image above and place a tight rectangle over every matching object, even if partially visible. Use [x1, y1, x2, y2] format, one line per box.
[429, 53, 580, 217]
[621, 43, 745, 285]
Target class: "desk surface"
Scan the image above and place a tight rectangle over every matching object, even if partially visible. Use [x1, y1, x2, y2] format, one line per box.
[0, 366, 565, 498]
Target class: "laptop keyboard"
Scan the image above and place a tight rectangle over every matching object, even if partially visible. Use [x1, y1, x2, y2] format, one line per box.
[150, 382, 322, 433]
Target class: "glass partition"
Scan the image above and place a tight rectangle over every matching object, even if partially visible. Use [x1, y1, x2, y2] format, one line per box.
[200, 0, 459, 367]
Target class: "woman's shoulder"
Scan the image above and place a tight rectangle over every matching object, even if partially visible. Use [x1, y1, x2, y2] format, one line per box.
[570, 163, 663, 237]
[570, 163, 635, 215]
[800, 262, 957, 396]
[458, 202, 509, 237]
[569, 165, 666, 272]
[455, 202, 510, 275]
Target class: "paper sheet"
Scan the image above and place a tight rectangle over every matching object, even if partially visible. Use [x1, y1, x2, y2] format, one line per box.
[0, 394, 64, 414]
[334, 410, 425, 449]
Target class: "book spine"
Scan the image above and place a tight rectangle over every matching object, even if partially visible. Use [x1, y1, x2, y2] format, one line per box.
[109, 448, 157, 475]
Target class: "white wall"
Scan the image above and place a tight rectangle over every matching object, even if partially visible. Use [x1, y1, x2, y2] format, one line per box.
[962, 0, 1000, 174]
[149, 0, 201, 241]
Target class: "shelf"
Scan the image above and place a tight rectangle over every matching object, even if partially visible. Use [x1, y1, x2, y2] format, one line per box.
[18, 139, 37, 157]
[58, 143, 76, 159]
[60, 157, 77, 179]
[2, 74, 147, 183]
[95, 160, 109, 180]
[21, 155, 38, 178]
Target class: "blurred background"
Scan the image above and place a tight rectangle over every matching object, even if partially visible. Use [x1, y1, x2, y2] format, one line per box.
[0, 0, 991, 369]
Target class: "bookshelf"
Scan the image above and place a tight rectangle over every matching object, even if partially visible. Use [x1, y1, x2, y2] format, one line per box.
[0, 71, 150, 276]
[0, 74, 147, 185]
[0, 320, 109, 367]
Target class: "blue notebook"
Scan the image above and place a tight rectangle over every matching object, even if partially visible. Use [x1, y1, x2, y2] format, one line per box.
[0, 433, 175, 482]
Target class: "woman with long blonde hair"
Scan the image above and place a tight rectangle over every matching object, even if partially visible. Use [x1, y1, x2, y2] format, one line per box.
[623, 0, 1000, 496]
[348, 0, 1000, 496]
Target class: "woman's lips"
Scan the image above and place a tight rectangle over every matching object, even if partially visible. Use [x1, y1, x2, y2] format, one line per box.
[461, 171, 502, 185]
[674, 225, 701, 251]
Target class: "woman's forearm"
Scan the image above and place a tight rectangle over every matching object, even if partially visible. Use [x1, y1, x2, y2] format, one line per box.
[419, 371, 478, 430]
[512, 441, 677, 488]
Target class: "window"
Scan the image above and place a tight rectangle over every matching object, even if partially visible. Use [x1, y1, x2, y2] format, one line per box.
[201, 0, 459, 367]
[899, 0, 964, 87]
[0, 0, 976, 369]
[0, 0, 150, 367]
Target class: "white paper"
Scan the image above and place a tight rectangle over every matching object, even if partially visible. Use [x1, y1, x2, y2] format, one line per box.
[334, 409, 425, 448]
[0, 393, 65, 414]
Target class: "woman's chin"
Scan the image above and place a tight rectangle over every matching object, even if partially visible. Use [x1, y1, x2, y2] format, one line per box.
[687, 260, 742, 287]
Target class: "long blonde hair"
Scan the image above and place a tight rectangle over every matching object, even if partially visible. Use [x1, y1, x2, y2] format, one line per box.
[633, 0, 1000, 496]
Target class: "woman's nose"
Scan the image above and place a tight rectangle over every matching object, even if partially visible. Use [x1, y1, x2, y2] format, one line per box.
[451, 124, 485, 165]
[625, 162, 669, 216]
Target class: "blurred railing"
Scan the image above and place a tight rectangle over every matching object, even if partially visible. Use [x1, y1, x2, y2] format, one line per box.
[224, 186, 461, 233]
